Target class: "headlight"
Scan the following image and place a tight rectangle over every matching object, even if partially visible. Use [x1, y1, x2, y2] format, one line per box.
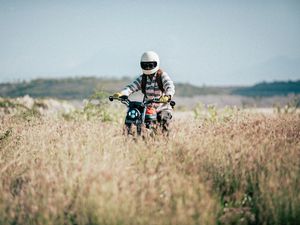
[128, 109, 139, 119]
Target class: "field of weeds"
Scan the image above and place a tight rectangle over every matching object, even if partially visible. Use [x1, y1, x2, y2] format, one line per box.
[0, 97, 300, 225]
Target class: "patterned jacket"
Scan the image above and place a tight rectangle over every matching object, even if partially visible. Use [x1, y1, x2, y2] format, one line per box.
[120, 71, 175, 111]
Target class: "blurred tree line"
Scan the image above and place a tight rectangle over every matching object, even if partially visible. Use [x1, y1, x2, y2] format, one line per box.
[232, 80, 300, 96]
[0, 77, 299, 99]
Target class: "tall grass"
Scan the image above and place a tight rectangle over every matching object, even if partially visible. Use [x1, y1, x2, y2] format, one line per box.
[0, 108, 299, 225]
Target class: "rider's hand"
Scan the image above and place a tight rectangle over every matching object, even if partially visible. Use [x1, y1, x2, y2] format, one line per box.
[113, 92, 122, 98]
[159, 95, 171, 103]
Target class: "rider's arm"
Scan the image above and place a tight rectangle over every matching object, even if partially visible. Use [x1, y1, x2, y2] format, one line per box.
[120, 75, 142, 96]
[161, 72, 175, 98]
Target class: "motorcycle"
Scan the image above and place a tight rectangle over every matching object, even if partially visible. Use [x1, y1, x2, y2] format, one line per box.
[109, 95, 175, 136]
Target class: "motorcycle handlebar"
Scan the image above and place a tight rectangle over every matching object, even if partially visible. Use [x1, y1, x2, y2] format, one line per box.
[108, 96, 128, 101]
[109, 96, 176, 107]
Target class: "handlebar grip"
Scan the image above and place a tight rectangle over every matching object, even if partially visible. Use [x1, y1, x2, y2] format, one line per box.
[109, 96, 114, 101]
[120, 95, 128, 100]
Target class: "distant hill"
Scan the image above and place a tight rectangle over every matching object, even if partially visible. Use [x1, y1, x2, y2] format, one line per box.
[232, 80, 300, 96]
[0, 77, 299, 99]
[0, 77, 131, 99]
[175, 83, 234, 96]
[0, 77, 232, 99]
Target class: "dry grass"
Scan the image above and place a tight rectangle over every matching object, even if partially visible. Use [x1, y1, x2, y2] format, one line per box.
[0, 108, 299, 225]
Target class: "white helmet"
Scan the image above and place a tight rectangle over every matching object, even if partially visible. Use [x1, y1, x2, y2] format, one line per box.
[140, 51, 160, 75]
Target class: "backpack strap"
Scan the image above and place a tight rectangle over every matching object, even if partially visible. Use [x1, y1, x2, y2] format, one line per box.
[141, 69, 165, 96]
[141, 74, 147, 95]
[156, 69, 165, 93]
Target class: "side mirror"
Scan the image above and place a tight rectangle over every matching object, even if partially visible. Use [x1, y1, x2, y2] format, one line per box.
[170, 101, 176, 107]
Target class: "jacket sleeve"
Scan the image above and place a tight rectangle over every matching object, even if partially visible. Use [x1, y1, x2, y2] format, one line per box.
[161, 72, 175, 97]
[120, 75, 142, 96]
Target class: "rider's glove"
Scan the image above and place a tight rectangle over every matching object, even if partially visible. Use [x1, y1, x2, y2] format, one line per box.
[113, 92, 122, 98]
[159, 95, 171, 103]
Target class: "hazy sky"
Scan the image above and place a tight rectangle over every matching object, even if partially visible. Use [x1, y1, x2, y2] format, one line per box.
[0, 0, 300, 85]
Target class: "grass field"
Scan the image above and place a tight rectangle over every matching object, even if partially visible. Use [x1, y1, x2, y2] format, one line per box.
[0, 99, 299, 225]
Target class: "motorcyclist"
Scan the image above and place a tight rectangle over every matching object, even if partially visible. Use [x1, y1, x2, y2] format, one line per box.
[113, 51, 175, 131]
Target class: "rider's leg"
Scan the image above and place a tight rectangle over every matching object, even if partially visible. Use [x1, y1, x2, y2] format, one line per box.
[157, 109, 173, 132]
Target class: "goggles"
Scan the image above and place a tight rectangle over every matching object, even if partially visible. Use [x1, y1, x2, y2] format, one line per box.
[140, 61, 157, 70]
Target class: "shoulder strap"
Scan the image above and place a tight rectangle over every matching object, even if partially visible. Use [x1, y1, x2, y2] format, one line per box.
[156, 69, 165, 92]
[141, 69, 165, 95]
[141, 74, 147, 95]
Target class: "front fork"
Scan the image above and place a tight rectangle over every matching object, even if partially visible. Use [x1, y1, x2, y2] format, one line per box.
[124, 111, 157, 136]
[124, 120, 143, 136]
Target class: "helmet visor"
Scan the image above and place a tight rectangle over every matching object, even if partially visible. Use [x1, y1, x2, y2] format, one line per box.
[140, 61, 157, 70]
